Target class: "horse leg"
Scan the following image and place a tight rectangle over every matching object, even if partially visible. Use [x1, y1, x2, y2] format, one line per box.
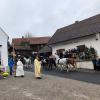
[55, 63, 58, 70]
[53, 60, 57, 70]
[70, 62, 76, 71]
[74, 61, 77, 69]
[72, 60, 77, 70]
[27, 63, 28, 69]
[54, 60, 58, 70]
[45, 63, 48, 70]
[49, 63, 52, 70]
[60, 64, 63, 71]
[65, 63, 69, 72]
[67, 63, 72, 71]
[42, 62, 45, 70]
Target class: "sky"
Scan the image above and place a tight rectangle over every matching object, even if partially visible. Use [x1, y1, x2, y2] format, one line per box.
[0, 0, 100, 42]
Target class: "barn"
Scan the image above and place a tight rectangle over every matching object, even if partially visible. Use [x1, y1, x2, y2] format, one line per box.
[12, 36, 50, 57]
[0, 27, 9, 71]
[48, 14, 100, 69]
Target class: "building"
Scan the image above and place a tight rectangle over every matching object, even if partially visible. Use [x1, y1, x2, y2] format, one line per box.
[38, 45, 52, 57]
[0, 27, 9, 71]
[48, 14, 100, 69]
[48, 14, 100, 57]
[12, 36, 51, 57]
[39, 45, 52, 54]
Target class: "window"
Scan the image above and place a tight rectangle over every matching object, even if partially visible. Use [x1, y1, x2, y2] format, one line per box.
[77, 45, 85, 52]
[56, 49, 65, 55]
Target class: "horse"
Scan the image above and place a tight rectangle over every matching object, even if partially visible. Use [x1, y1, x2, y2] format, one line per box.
[41, 56, 57, 70]
[23, 57, 32, 69]
[41, 57, 49, 70]
[54, 53, 77, 72]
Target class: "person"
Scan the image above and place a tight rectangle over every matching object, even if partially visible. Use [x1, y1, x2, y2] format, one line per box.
[59, 52, 63, 59]
[92, 56, 100, 71]
[96, 57, 100, 71]
[34, 55, 42, 79]
[92, 57, 97, 70]
[15, 59, 24, 77]
[8, 57, 14, 75]
[49, 54, 57, 70]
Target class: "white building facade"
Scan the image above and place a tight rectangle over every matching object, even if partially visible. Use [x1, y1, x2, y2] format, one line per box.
[51, 33, 100, 57]
[0, 28, 8, 71]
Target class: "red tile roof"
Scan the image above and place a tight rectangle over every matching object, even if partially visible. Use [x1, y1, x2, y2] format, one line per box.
[12, 36, 51, 46]
[29, 37, 51, 44]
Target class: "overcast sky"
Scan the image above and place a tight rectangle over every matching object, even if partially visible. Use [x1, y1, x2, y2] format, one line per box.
[0, 0, 100, 41]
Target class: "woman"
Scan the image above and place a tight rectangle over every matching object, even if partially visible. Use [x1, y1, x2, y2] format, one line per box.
[16, 59, 24, 77]
[34, 55, 42, 79]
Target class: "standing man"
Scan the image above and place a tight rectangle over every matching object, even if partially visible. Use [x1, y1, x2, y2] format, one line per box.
[96, 57, 100, 71]
[92, 57, 97, 70]
[34, 55, 42, 79]
[8, 57, 14, 75]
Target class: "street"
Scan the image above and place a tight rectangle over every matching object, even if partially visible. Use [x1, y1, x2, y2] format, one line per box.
[0, 69, 100, 100]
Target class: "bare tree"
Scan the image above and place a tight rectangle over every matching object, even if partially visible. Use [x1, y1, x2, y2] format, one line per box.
[24, 32, 33, 38]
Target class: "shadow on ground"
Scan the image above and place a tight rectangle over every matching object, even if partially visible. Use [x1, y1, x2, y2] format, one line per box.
[25, 67, 100, 85]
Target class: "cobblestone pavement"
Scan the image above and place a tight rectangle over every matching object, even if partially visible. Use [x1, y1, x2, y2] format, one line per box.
[0, 70, 100, 100]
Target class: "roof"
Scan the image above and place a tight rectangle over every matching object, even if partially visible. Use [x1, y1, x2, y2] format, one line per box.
[39, 45, 52, 53]
[12, 36, 51, 46]
[48, 14, 100, 45]
[29, 37, 51, 45]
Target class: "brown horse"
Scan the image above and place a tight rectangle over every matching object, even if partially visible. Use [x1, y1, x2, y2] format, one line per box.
[67, 58, 77, 69]
[54, 54, 77, 71]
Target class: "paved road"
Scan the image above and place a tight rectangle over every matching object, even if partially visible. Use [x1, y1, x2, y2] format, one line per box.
[0, 70, 100, 100]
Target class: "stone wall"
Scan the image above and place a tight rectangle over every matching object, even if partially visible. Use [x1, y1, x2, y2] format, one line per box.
[77, 61, 93, 69]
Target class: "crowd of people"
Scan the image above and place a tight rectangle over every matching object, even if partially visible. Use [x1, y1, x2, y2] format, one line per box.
[57, 48, 77, 59]
[57, 47, 97, 61]
[7, 54, 42, 79]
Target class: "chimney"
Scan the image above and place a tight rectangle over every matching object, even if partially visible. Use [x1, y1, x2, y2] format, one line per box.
[22, 36, 24, 39]
[75, 21, 79, 24]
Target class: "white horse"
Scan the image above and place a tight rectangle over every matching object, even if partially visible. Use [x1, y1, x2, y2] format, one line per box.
[54, 53, 77, 72]
[23, 57, 32, 69]
[53, 54, 69, 71]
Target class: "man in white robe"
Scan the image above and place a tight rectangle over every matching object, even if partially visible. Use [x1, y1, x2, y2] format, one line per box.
[16, 59, 24, 77]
